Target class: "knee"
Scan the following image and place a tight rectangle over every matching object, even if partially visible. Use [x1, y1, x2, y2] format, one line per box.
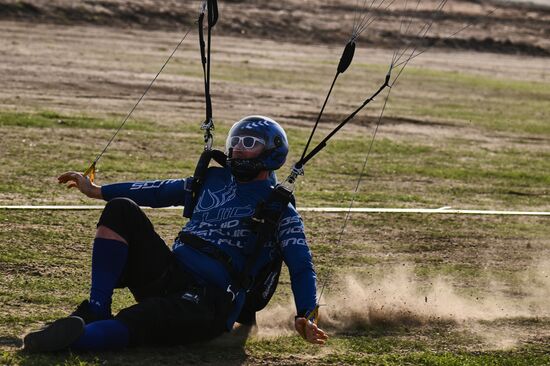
[98, 198, 148, 243]
[103, 198, 140, 215]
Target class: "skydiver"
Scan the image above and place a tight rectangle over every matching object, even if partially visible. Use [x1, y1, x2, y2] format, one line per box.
[22, 116, 328, 352]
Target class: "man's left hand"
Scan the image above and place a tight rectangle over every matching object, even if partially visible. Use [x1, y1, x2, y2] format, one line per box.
[294, 317, 329, 344]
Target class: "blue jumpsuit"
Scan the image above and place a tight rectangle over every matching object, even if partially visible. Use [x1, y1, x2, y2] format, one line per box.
[101, 167, 318, 329]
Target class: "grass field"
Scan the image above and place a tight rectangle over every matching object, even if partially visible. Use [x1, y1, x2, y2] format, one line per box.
[1, 210, 549, 365]
[1, 5, 550, 365]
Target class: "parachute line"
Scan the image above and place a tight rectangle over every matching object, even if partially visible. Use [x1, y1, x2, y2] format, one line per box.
[87, 25, 194, 174]
[314, 0, 497, 316]
[353, 0, 399, 41]
[317, 85, 393, 302]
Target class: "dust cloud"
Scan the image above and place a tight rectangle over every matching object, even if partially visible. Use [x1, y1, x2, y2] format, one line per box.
[254, 261, 550, 344]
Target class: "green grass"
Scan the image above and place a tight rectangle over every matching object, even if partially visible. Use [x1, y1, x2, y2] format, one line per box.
[1, 210, 549, 365]
[387, 67, 550, 135]
[0, 111, 158, 131]
[313, 60, 550, 135]
[1, 112, 548, 209]
[2, 347, 549, 366]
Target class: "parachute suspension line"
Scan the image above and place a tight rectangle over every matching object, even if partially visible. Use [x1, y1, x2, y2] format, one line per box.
[317, 1, 444, 302]
[353, 0, 374, 39]
[313, 0, 449, 315]
[293, 0, 474, 320]
[391, 0, 449, 69]
[313, 0, 435, 313]
[300, 0, 394, 164]
[352, 0, 375, 40]
[395, 0, 422, 61]
[403, 0, 423, 38]
[296, 1, 400, 321]
[298, 70, 391, 170]
[386, 0, 423, 69]
[398, 0, 410, 35]
[391, 7, 498, 85]
[298, 39, 356, 164]
[352, 0, 364, 36]
[198, 0, 219, 150]
[313, 5, 499, 315]
[353, 0, 399, 41]
[83, 25, 194, 182]
[299, 0, 402, 166]
[299, 72, 339, 163]
[317, 85, 393, 304]
[298, 41, 359, 162]
[315, 0, 423, 305]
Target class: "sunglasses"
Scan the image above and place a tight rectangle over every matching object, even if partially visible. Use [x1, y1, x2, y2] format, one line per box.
[229, 135, 265, 149]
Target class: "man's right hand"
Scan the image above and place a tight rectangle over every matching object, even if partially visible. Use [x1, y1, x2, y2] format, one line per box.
[58, 171, 102, 199]
[294, 317, 328, 345]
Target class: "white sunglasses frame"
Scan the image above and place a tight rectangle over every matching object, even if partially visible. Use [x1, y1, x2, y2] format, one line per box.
[228, 135, 266, 150]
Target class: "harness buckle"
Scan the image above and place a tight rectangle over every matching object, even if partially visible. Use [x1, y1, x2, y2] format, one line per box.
[226, 284, 237, 301]
[251, 216, 265, 224]
[291, 164, 304, 177]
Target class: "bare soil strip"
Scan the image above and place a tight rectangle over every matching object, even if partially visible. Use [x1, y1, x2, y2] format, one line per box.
[0, 0, 549, 55]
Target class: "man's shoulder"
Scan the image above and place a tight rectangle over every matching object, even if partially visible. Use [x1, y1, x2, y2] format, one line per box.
[280, 203, 303, 225]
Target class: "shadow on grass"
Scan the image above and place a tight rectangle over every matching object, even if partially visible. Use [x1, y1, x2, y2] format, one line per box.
[11, 325, 254, 366]
[0, 336, 23, 348]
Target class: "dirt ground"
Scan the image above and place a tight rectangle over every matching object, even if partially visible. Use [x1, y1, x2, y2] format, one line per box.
[1, 0, 549, 134]
[1, 0, 549, 55]
[0, 21, 548, 144]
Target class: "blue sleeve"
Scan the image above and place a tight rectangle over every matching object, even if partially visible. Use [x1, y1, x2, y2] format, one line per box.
[101, 178, 191, 208]
[279, 207, 317, 317]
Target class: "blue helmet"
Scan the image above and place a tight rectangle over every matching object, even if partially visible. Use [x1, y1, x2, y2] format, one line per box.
[226, 116, 289, 179]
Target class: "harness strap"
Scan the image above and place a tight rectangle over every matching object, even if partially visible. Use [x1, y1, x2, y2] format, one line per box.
[183, 149, 227, 218]
[240, 184, 293, 278]
[177, 231, 251, 289]
[180, 183, 294, 300]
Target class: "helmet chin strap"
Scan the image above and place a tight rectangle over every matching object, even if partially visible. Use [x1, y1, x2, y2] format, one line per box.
[227, 148, 265, 182]
[228, 158, 264, 182]
[231, 166, 262, 182]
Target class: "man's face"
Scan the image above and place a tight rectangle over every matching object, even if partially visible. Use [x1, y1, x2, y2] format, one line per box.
[228, 135, 265, 159]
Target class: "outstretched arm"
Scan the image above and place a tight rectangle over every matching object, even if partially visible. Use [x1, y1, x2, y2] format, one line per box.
[58, 172, 189, 207]
[58, 171, 102, 199]
[100, 179, 188, 207]
[280, 209, 329, 345]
